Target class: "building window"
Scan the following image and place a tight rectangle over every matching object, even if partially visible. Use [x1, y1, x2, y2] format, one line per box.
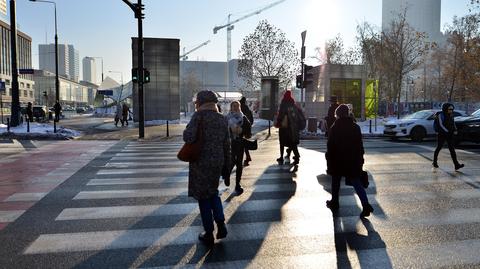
[20, 82, 24, 88]
[5, 79, 10, 85]
[29, 91, 33, 98]
[24, 90, 27, 97]
[26, 83, 30, 89]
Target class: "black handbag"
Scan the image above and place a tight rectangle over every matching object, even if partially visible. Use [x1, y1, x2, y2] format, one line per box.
[243, 138, 258, 150]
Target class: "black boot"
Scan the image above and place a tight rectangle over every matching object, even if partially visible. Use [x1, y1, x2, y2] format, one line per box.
[291, 156, 300, 165]
[276, 157, 284, 165]
[326, 200, 339, 210]
[432, 162, 439, 168]
[198, 232, 214, 245]
[216, 222, 228, 239]
[360, 204, 374, 218]
[455, 163, 464, 170]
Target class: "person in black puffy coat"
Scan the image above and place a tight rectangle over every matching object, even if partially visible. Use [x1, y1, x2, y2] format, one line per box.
[433, 103, 464, 170]
[325, 104, 373, 217]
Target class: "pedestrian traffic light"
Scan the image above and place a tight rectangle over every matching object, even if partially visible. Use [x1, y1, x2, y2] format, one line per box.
[43, 91, 47, 97]
[132, 68, 139, 83]
[143, 69, 150, 84]
[303, 65, 314, 87]
[296, 75, 303, 88]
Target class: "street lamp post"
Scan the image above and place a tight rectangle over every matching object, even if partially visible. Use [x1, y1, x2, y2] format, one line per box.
[29, 0, 59, 104]
[87, 56, 104, 83]
[108, 71, 123, 102]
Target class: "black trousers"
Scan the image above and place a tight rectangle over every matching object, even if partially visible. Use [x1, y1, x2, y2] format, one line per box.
[231, 139, 244, 186]
[433, 133, 459, 165]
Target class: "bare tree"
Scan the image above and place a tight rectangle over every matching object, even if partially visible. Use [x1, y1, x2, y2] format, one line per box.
[312, 34, 360, 65]
[180, 69, 201, 113]
[238, 20, 299, 89]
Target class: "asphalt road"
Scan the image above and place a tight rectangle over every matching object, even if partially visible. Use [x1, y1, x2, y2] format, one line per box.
[0, 136, 479, 268]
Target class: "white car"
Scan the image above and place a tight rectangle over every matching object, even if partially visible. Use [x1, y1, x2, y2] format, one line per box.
[383, 109, 467, 142]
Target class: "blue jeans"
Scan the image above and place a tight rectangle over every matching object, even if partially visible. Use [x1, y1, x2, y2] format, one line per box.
[198, 194, 225, 233]
[331, 175, 369, 207]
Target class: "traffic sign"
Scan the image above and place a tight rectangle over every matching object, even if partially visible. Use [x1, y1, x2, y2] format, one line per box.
[98, 90, 113, 96]
[19, 69, 34, 74]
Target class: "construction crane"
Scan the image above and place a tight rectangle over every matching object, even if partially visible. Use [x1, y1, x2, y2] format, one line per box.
[213, 0, 286, 62]
[180, 40, 211, 61]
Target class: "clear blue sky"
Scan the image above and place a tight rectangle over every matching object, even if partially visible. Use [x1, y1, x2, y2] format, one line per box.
[4, 0, 472, 84]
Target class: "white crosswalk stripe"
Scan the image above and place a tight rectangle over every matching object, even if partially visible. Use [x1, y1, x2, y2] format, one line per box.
[16, 139, 480, 268]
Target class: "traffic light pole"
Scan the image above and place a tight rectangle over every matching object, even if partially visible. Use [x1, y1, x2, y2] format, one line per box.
[122, 0, 145, 138]
[9, 0, 20, 127]
[300, 31, 306, 109]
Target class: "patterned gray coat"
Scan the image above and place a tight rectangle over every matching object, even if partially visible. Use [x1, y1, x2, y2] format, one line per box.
[183, 109, 231, 200]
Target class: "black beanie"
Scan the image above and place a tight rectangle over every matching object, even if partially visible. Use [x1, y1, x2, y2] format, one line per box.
[335, 104, 349, 118]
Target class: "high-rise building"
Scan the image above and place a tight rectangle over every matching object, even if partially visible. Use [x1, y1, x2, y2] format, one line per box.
[382, 0, 442, 44]
[82, 57, 97, 85]
[39, 43, 79, 81]
[68, 45, 79, 82]
[0, 20, 35, 109]
[39, 43, 69, 79]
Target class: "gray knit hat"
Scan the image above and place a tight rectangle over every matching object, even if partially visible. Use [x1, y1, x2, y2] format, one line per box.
[335, 104, 349, 118]
[196, 90, 218, 106]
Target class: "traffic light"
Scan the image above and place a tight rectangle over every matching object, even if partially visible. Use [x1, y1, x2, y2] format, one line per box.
[296, 75, 303, 89]
[132, 68, 139, 83]
[303, 65, 314, 87]
[143, 69, 150, 84]
[43, 91, 47, 97]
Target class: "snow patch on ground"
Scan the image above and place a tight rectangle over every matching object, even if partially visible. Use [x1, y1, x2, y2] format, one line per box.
[0, 122, 80, 139]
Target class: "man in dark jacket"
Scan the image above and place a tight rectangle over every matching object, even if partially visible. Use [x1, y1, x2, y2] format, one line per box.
[53, 101, 62, 122]
[240, 97, 254, 166]
[325, 96, 339, 137]
[325, 104, 373, 217]
[433, 103, 464, 170]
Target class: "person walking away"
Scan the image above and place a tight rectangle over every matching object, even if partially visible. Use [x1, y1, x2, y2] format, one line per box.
[325, 104, 373, 217]
[275, 90, 303, 165]
[114, 103, 122, 127]
[433, 103, 464, 170]
[324, 96, 339, 137]
[226, 100, 252, 195]
[122, 103, 131, 126]
[53, 100, 62, 122]
[183, 90, 230, 246]
[26, 102, 33, 122]
[240, 97, 254, 166]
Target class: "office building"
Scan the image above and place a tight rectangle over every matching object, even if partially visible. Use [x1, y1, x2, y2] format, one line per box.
[39, 43, 79, 81]
[82, 57, 97, 85]
[68, 45, 79, 82]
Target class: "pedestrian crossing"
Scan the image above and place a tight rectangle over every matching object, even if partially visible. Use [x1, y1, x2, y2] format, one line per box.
[1, 138, 480, 268]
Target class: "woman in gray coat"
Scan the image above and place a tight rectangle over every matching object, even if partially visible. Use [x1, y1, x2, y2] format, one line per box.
[183, 90, 231, 246]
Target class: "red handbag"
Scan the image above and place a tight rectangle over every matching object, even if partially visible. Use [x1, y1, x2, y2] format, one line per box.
[177, 117, 203, 162]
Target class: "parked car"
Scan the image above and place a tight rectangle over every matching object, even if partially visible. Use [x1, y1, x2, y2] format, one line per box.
[454, 108, 480, 145]
[383, 109, 467, 142]
[76, 107, 86, 113]
[32, 106, 47, 121]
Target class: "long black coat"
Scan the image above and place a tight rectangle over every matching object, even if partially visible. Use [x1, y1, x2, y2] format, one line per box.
[325, 117, 364, 177]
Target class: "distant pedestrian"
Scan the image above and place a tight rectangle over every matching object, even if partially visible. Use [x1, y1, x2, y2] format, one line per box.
[226, 100, 252, 195]
[183, 90, 230, 246]
[114, 103, 122, 127]
[121, 103, 131, 126]
[433, 103, 464, 170]
[275, 90, 304, 165]
[325, 104, 373, 217]
[53, 100, 62, 122]
[26, 102, 33, 122]
[240, 96, 254, 166]
[324, 96, 339, 137]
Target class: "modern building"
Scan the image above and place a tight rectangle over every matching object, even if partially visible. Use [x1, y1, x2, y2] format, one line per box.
[382, 0, 443, 44]
[303, 64, 369, 120]
[33, 69, 90, 107]
[39, 43, 79, 81]
[79, 80, 99, 106]
[132, 37, 180, 121]
[179, 59, 251, 112]
[82, 57, 97, 85]
[0, 20, 35, 114]
[68, 45, 79, 82]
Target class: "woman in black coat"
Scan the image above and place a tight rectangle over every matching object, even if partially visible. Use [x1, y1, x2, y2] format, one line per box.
[275, 90, 303, 165]
[325, 104, 373, 217]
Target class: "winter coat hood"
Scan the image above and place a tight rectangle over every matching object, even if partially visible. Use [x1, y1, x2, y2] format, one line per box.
[442, 103, 454, 113]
